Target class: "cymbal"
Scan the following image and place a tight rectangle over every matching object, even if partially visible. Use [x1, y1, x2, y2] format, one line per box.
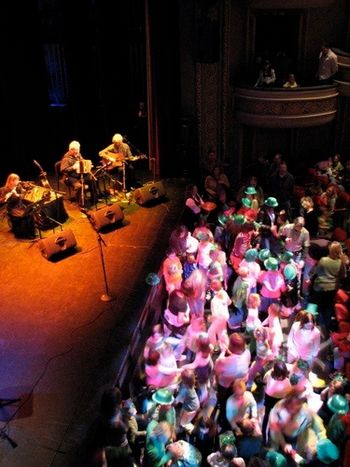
[201, 201, 217, 212]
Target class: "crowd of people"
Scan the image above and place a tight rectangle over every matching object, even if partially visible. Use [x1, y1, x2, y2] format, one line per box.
[253, 43, 338, 88]
[85, 150, 350, 466]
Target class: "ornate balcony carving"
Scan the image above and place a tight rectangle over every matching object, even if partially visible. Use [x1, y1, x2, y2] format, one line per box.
[233, 85, 338, 128]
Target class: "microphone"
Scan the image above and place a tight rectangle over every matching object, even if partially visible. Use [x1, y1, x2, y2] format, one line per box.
[33, 159, 41, 168]
[123, 135, 129, 142]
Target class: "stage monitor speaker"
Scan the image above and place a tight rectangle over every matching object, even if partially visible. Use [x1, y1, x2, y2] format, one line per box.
[37, 229, 77, 260]
[87, 203, 124, 231]
[134, 181, 166, 206]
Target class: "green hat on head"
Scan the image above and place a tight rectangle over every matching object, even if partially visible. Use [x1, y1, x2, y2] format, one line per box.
[280, 251, 293, 263]
[316, 439, 339, 464]
[152, 388, 174, 405]
[245, 186, 257, 195]
[145, 273, 161, 286]
[283, 263, 297, 281]
[245, 248, 259, 262]
[218, 213, 228, 226]
[258, 248, 271, 261]
[265, 197, 278, 208]
[327, 394, 349, 414]
[264, 257, 279, 271]
[234, 214, 245, 225]
[219, 430, 236, 449]
[305, 302, 318, 316]
[241, 197, 252, 208]
[265, 451, 287, 467]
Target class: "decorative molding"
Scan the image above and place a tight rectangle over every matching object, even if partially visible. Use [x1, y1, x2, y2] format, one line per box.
[249, 0, 334, 8]
[234, 86, 338, 128]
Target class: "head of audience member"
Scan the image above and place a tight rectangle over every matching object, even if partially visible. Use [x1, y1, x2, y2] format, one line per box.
[293, 216, 305, 232]
[228, 333, 246, 355]
[271, 360, 289, 380]
[247, 293, 261, 310]
[299, 311, 316, 331]
[300, 196, 314, 212]
[278, 161, 288, 176]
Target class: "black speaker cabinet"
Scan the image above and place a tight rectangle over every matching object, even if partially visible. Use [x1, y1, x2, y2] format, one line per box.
[134, 181, 166, 205]
[37, 229, 77, 260]
[87, 203, 124, 231]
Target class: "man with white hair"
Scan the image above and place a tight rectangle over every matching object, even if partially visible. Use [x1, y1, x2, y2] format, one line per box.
[60, 140, 97, 206]
[99, 133, 133, 192]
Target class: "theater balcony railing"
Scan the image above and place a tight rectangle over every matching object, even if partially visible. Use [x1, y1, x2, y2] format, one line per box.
[333, 48, 350, 97]
[233, 85, 338, 128]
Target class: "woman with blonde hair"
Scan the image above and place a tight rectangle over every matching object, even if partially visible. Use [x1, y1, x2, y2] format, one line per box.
[310, 241, 349, 334]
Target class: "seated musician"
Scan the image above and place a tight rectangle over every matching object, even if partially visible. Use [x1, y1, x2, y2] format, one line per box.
[0, 173, 36, 239]
[98, 133, 134, 191]
[60, 140, 97, 206]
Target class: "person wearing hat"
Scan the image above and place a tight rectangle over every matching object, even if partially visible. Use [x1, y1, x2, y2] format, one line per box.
[316, 438, 340, 465]
[258, 257, 286, 314]
[265, 450, 287, 467]
[237, 197, 252, 217]
[268, 394, 327, 463]
[286, 309, 321, 366]
[207, 430, 245, 467]
[236, 176, 264, 205]
[326, 394, 349, 449]
[257, 196, 280, 254]
[143, 420, 178, 467]
[239, 248, 261, 294]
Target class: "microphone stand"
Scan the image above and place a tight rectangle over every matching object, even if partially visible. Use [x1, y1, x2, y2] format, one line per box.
[81, 209, 115, 302]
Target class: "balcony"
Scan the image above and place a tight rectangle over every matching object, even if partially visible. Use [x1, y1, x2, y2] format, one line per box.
[233, 85, 338, 128]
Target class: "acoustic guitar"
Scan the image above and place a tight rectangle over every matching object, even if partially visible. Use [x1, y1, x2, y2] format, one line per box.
[100, 152, 147, 170]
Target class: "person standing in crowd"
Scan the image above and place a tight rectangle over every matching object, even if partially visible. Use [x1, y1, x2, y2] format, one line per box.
[283, 73, 298, 88]
[316, 43, 338, 84]
[310, 241, 349, 335]
[268, 161, 295, 220]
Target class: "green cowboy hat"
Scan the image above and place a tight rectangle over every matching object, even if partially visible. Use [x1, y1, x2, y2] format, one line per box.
[145, 273, 161, 286]
[258, 248, 271, 261]
[234, 214, 246, 225]
[265, 451, 287, 467]
[316, 439, 340, 464]
[279, 251, 294, 263]
[264, 257, 279, 271]
[305, 302, 318, 316]
[283, 263, 297, 281]
[265, 197, 278, 208]
[327, 394, 349, 414]
[244, 248, 259, 262]
[241, 197, 252, 208]
[152, 388, 174, 405]
[244, 186, 257, 195]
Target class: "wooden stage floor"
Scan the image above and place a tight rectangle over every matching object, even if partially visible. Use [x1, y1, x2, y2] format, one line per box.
[0, 179, 185, 467]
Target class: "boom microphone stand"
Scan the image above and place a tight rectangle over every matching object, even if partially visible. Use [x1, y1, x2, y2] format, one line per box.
[81, 209, 115, 302]
[0, 398, 21, 449]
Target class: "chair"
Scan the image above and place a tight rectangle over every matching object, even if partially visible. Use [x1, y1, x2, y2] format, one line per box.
[54, 161, 72, 199]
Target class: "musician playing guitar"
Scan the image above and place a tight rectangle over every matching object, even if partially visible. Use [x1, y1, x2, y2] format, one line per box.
[98, 132, 144, 191]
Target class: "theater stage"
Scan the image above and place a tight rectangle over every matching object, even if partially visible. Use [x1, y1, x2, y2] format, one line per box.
[0, 179, 185, 467]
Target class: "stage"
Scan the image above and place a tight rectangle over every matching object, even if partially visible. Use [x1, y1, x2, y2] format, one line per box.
[0, 179, 185, 466]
